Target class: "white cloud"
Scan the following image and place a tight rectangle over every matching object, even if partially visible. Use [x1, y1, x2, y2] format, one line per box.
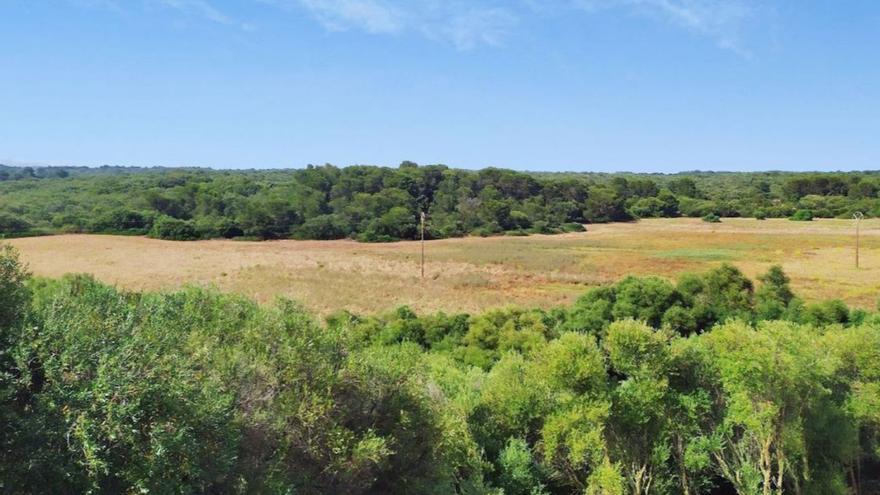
[290, 0, 405, 33]
[573, 0, 753, 54]
[280, 0, 753, 51]
[431, 7, 518, 49]
[70, 0, 758, 52]
[262, 0, 519, 49]
[154, 0, 235, 25]
[75, 0, 254, 30]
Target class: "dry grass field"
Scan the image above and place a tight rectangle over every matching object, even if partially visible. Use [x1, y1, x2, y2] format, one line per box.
[7, 218, 880, 316]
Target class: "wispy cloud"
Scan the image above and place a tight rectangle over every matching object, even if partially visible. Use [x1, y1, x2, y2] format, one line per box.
[428, 7, 518, 49]
[69, 0, 759, 52]
[260, 0, 519, 49]
[154, 0, 264, 31]
[573, 0, 753, 54]
[287, 0, 405, 33]
[154, 0, 234, 25]
[73, 0, 255, 30]
[281, 0, 754, 51]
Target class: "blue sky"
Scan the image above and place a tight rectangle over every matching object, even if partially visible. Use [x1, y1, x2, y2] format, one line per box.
[1, 0, 878, 172]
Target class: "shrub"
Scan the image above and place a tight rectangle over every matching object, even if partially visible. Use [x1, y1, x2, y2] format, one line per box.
[629, 197, 665, 218]
[294, 214, 351, 240]
[2, 257, 879, 494]
[676, 264, 755, 331]
[357, 231, 396, 243]
[195, 216, 244, 239]
[0, 214, 32, 235]
[51, 212, 88, 232]
[508, 210, 532, 230]
[471, 224, 503, 237]
[149, 216, 199, 240]
[497, 438, 547, 495]
[89, 209, 153, 234]
[611, 276, 680, 328]
[679, 198, 718, 217]
[360, 207, 417, 241]
[789, 209, 814, 221]
[802, 299, 850, 326]
[527, 220, 554, 234]
[0, 244, 29, 331]
[0, 245, 37, 489]
[701, 213, 721, 223]
[755, 265, 796, 320]
[661, 304, 698, 335]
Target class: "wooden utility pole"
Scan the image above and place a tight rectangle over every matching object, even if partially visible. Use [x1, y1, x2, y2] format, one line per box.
[420, 211, 426, 279]
[854, 212, 864, 269]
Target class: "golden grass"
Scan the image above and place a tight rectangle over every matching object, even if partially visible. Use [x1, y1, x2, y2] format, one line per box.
[8, 218, 880, 315]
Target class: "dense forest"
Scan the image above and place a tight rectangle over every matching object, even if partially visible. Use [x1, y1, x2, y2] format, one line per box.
[1, 244, 878, 494]
[1, 163, 879, 241]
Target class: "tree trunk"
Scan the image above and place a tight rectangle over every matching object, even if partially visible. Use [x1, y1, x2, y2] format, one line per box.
[676, 436, 691, 495]
[775, 452, 785, 494]
[761, 436, 774, 495]
[849, 464, 860, 495]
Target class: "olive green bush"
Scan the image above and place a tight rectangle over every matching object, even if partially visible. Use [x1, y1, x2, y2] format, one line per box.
[1, 244, 879, 494]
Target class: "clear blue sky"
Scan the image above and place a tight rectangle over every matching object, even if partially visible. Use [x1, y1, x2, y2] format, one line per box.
[1, 0, 878, 172]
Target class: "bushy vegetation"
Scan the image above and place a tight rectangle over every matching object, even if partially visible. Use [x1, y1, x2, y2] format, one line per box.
[1, 163, 879, 241]
[2, 244, 879, 494]
[789, 209, 814, 222]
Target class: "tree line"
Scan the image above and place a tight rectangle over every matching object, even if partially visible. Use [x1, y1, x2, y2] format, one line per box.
[1, 163, 879, 241]
[1, 245, 878, 494]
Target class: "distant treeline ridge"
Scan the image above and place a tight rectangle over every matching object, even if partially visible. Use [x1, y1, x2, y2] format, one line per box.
[1, 162, 878, 240]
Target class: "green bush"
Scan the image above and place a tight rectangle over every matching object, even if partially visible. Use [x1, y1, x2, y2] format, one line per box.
[360, 207, 417, 242]
[629, 197, 665, 218]
[701, 213, 721, 223]
[0, 244, 29, 332]
[293, 214, 351, 240]
[1, 246, 880, 494]
[149, 216, 199, 240]
[89, 209, 153, 234]
[471, 223, 503, 237]
[195, 216, 244, 239]
[789, 209, 814, 221]
[0, 213, 32, 235]
[508, 210, 532, 230]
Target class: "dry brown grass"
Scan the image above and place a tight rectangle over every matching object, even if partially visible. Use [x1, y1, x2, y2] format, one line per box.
[8, 218, 880, 315]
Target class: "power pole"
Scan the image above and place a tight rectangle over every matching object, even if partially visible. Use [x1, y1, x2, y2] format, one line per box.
[854, 211, 864, 269]
[420, 211, 426, 279]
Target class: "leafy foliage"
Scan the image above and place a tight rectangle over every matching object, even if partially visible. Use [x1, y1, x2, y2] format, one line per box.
[2, 164, 880, 241]
[1, 243, 879, 494]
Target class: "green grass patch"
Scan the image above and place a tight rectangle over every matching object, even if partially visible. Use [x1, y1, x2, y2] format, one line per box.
[653, 248, 742, 262]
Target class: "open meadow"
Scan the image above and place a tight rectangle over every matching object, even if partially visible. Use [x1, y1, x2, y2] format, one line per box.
[9, 217, 880, 316]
